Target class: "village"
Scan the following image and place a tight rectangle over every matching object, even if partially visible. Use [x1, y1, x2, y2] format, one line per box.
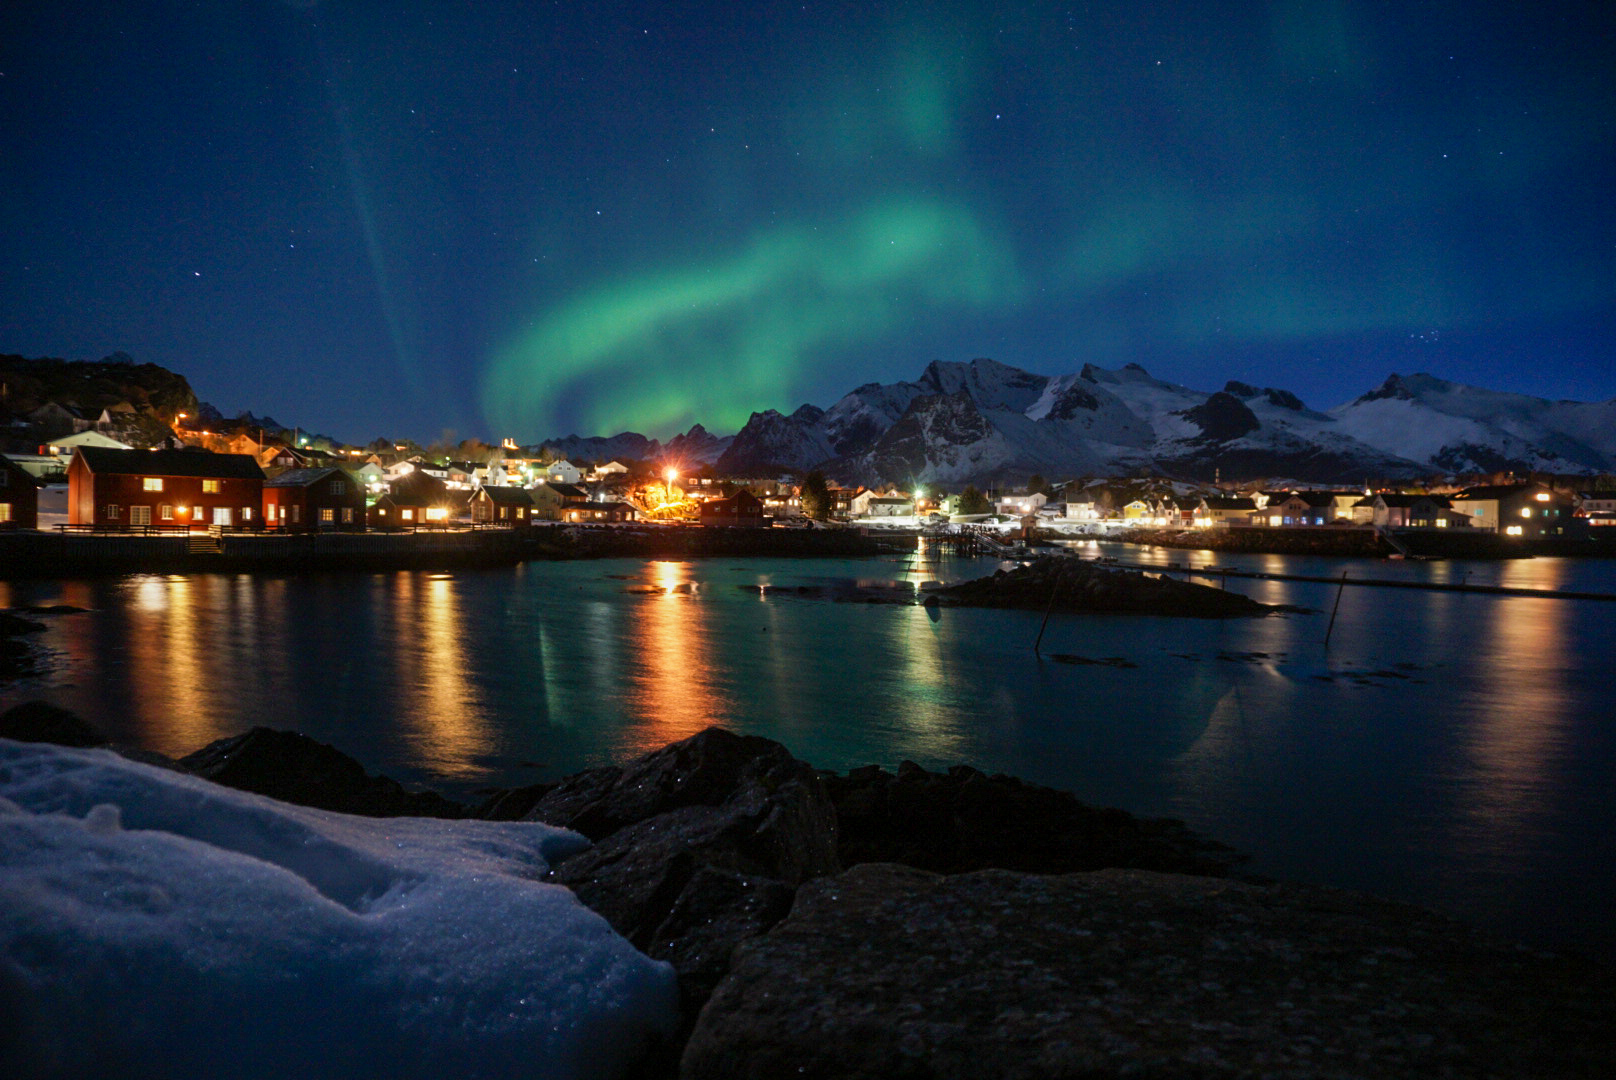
[2, 398, 1614, 544]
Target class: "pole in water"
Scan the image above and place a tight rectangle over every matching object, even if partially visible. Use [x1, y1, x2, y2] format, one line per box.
[1323, 570, 1348, 649]
[1033, 565, 1062, 656]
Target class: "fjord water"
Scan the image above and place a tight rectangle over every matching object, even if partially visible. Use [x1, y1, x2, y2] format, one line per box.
[3, 543, 1613, 958]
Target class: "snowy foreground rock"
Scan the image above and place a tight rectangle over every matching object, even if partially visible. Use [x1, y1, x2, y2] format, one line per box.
[0, 739, 678, 1080]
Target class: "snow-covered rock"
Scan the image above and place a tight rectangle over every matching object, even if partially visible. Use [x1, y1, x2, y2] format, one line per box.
[0, 739, 678, 1080]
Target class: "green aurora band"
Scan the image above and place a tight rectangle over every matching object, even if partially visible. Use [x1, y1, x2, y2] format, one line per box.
[482, 198, 1020, 441]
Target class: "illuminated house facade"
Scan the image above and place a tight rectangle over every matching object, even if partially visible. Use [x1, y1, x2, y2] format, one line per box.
[1450, 483, 1574, 536]
[0, 454, 40, 529]
[1359, 493, 1467, 529]
[263, 468, 366, 531]
[68, 447, 265, 530]
[699, 490, 765, 527]
[368, 470, 455, 528]
[470, 485, 535, 524]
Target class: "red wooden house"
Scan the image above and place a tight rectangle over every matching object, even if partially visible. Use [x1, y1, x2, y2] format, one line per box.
[263, 468, 366, 531]
[699, 489, 766, 527]
[68, 447, 265, 530]
[470, 485, 536, 524]
[0, 454, 40, 530]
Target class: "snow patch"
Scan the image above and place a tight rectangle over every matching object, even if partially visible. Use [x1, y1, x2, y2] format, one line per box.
[0, 740, 678, 1080]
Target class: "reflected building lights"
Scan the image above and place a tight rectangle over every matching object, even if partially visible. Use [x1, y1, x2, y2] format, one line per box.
[1450, 597, 1571, 855]
[621, 561, 724, 754]
[395, 574, 492, 778]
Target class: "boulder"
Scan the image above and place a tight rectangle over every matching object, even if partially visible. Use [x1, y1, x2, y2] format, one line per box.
[937, 556, 1275, 617]
[0, 700, 107, 748]
[682, 864, 1615, 1079]
[823, 761, 1243, 877]
[179, 727, 466, 818]
[530, 728, 840, 1016]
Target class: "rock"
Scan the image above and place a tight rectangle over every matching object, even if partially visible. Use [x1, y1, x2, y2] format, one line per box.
[529, 728, 840, 1018]
[936, 556, 1275, 617]
[822, 761, 1242, 877]
[682, 864, 1616, 1079]
[0, 612, 50, 683]
[179, 727, 466, 818]
[0, 700, 107, 748]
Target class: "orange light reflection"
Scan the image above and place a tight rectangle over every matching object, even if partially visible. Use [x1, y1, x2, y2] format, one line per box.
[620, 561, 724, 754]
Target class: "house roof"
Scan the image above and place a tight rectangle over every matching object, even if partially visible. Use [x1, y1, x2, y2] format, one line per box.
[546, 482, 588, 499]
[74, 446, 265, 480]
[478, 486, 534, 505]
[1203, 496, 1256, 510]
[1452, 483, 1544, 500]
[1374, 493, 1451, 508]
[1280, 491, 1337, 508]
[265, 467, 352, 489]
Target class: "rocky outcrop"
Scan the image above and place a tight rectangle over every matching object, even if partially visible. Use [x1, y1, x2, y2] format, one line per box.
[179, 726, 467, 818]
[511, 729, 841, 1018]
[823, 761, 1242, 878]
[936, 556, 1277, 617]
[682, 864, 1616, 1079]
[0, 699, 107, 747]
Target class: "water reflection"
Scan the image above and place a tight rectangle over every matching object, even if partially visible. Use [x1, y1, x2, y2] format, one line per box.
[1448, 597, 1571, 858]
[390, 573, 493, 779]
[620, 561, 726, 754]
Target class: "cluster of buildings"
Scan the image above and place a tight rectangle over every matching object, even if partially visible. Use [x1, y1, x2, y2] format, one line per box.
[1095, 484, 1602, 539]
[1, 420, 1612, 542]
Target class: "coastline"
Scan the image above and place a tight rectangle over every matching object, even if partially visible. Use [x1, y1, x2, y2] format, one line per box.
[0, 524, 886, 579]
[4, 716, 1611, 1079]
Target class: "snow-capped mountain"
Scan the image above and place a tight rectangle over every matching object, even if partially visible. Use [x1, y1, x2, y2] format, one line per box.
[1329, 374, 1616, 475]
[708, 359, 1616, 484]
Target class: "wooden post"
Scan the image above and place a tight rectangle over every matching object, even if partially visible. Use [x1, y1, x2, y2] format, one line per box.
[1323, 570, 1348, 649]
[1033, 565, 1061, 656]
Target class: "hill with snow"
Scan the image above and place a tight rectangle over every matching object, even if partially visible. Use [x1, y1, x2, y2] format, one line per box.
[702, 360, 1615, 485]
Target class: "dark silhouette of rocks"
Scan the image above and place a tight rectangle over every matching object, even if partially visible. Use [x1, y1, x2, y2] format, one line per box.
[683, 863, 1616, 1079]
[0, 699, 107, 747]
[511, 729, 840, 1022]
[179, 726, 466, 819]
[937, 556, 1276, 617]
[823, 760, 1243, 878]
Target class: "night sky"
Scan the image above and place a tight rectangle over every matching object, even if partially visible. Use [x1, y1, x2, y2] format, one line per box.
[3, 1, 1612, 444]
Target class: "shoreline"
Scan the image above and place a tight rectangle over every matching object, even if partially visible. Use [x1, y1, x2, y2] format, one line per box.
[4, 718, 1611, 1078]
[0, 523, 886, 579]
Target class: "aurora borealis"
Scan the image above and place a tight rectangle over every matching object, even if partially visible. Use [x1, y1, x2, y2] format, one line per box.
[3, 1, 1612, 442]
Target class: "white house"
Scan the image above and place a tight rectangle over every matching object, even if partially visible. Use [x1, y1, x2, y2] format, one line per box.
[546, 460, 582, 485]
[996, 491, 1048, 517]
[850, 491, 914, 517]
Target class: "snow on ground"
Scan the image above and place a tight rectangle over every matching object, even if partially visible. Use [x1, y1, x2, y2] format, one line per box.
[0, 739, 678, 1080]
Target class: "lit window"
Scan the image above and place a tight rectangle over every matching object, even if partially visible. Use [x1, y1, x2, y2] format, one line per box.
[202, 480, 221, 493]
[1520, 507, 1532, 518]
[402, 509, 414, 521]
[425, 507, 449, 521]
[341, 508, 354, 523]
[241, 507, 252, 522]
[0, 503, 11, 523]
[320, 508, 335, 523]
[143, 477, 163, 491]
[1535, 492, 1550, 502]
[1505, 525, 1524, 536]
